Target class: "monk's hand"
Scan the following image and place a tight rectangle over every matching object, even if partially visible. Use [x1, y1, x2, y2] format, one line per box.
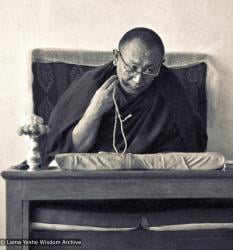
[88, 75, 119, 116]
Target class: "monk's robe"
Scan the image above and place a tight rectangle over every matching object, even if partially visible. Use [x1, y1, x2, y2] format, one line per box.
[45, 62, 207, 164]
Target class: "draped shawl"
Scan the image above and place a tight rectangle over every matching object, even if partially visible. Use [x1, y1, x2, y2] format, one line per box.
[46, 62, 207, 164]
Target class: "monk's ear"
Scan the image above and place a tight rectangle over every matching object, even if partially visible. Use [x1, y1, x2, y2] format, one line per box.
[112, 49, 119, 66]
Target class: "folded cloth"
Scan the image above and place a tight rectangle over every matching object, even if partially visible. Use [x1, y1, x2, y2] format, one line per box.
[55, 152, 225, 171]
[31, 199, 233, 229]
[31, 222, 136, 232]
[31, 222, 233, 232]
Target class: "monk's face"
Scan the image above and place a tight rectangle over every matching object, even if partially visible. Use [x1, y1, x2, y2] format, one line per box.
[115, 38, 163, 97]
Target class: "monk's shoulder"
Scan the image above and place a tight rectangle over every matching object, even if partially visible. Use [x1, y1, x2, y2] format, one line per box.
[157, 65, 192, 107]
[158, 65, 183, 90]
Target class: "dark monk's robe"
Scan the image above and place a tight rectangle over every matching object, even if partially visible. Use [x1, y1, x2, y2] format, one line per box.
[45, 62, 207, 164]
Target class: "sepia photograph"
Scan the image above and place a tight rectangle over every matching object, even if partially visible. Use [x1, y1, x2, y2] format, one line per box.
[0, 0, 233, 249]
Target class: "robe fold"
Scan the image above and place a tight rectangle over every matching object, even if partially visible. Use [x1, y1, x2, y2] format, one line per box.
[46, 62, 207, 164]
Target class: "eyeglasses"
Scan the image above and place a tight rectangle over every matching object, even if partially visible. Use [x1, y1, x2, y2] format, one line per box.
[116, 50, 161, 78]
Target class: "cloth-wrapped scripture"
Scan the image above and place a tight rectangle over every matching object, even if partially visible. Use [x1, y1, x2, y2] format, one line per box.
[55, 152, 225, 171]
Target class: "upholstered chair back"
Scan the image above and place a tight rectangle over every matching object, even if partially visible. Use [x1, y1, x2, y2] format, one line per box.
[31, 49, 208, 165]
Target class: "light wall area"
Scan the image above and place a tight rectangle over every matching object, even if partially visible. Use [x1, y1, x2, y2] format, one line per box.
[1, 0, 233, 239]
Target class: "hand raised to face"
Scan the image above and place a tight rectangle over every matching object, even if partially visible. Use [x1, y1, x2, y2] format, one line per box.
[88, 75, 119, 116]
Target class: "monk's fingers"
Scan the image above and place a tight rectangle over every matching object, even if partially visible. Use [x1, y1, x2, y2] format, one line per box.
[104, 78, 119, 97]
[106, 79, 119, 91]
[100, 75, 118, 89]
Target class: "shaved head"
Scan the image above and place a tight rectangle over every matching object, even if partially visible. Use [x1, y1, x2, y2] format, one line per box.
[114, 28, 165, 97]
[118, 27, 165, 58]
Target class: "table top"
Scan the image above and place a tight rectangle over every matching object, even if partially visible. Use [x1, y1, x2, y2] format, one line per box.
[2, 165, 233, 180]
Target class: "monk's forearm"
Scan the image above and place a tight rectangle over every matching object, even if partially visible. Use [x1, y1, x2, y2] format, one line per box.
[72, 76, 117, 152]
[72, 108, 102, 152]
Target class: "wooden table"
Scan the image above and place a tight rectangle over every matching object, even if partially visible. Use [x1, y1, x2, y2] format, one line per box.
[2, 167, 233, 250]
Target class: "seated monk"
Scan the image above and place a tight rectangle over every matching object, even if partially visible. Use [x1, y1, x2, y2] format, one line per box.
[46, 27, 207, 164]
